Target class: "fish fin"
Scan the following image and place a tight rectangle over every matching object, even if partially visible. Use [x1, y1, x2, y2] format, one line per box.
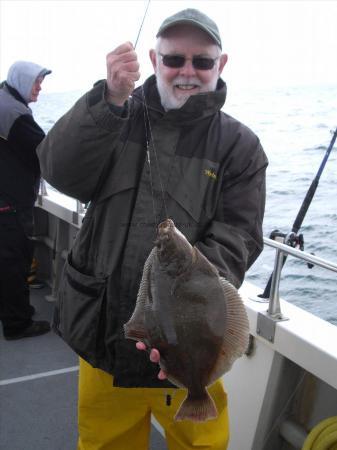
[165, 371, 185, 388]
[208, 277, 250, 383]
[174, 388, 218, 422]
[124, 248, 157, 341]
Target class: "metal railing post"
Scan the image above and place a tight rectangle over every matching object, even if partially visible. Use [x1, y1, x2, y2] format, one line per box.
[76, 200, 85, 215]
[37, 178, 48, 205]
[256, 237, 289, 342]
[40, 178, 48, 196]
[72, 200, 86, 225]
[268, 236, 285, 318]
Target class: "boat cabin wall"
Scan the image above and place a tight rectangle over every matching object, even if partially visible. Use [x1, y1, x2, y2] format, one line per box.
[225, 332, 337, 450]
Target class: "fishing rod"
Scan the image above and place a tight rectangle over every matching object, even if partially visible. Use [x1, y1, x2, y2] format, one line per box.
[258, 127, 337, 299]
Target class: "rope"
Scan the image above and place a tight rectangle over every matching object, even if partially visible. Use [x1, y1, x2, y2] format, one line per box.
[302, 416, 337, 450]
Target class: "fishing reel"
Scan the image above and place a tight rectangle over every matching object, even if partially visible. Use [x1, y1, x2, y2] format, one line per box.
[257, 229, 314, 299]
[269, 229, 314, 269]
[269, 229, 303, 250]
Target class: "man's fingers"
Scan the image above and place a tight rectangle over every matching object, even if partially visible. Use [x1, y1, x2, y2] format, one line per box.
[135, 344, 160, 363]
[106, 51, 139, 68]
[136, 341, 146, 351]
[105, 41, 140, 106]
[149, 348, 160, 363]
[108, 41, 134, 56]
[116, 67, 140, 82]
[158, 369, 167, 380]
[135, 344, 167, 380]
[123, 61, 140, 75]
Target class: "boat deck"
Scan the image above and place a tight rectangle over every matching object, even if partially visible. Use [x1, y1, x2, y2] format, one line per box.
[0, 287, 167, 450]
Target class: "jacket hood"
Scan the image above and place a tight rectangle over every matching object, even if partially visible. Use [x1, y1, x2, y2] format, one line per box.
[133, 74, 227, 124]
[6, 61, 51, 104]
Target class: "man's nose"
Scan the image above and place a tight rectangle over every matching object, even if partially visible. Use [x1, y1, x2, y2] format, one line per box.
[179, 59, 197, 76]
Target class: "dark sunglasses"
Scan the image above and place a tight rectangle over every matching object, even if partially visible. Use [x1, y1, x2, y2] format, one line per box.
[159, 53, 219, 71]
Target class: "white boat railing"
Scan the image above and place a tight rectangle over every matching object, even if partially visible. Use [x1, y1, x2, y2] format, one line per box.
[255, 236, 337, 343]
[264, 237, 337, 274]
[38, 179, 87, 226]
[37, 179, 337, 337]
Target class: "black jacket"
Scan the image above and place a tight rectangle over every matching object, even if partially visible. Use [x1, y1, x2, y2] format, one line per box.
[38, 75, 268, 387]
[0, 83, 44, 232]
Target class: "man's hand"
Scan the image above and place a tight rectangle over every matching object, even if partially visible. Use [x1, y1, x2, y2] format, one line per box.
[136, 342, 167, 380]
[105, 42, 140, 105]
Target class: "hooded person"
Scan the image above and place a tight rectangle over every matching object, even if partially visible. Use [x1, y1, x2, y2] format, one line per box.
[0, 60, 52, 340]
[6, 61, 52, 104]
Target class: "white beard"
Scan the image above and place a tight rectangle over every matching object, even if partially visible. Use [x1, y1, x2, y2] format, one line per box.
[156, 73, 218, 111]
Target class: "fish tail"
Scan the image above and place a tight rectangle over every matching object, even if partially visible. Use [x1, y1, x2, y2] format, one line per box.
[174, 389, 218, 422]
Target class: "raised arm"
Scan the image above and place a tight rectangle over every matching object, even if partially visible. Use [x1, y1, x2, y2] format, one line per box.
[37, 42, 140, 203]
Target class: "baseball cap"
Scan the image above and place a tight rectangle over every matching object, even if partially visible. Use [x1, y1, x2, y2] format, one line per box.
[156, 8, 222, 49]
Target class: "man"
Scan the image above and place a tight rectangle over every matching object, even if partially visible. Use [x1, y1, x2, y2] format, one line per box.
[0, 61, 51, 340]
[37, 8, 268, 450]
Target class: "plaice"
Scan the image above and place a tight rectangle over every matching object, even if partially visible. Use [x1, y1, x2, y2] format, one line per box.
[124, 218, 249, 422]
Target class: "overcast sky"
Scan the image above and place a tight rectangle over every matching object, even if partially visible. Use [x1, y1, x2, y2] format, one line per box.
[1, 0, 337, 93]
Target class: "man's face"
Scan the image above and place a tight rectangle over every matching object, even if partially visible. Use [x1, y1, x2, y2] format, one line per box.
[29, 76, 44, 102]
[150, 25, 227, 110]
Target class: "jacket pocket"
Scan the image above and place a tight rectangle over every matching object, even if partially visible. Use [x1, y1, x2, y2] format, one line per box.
[166, 156, 220, 240]
[53, 253, 107, 366]
[167, 177, 202, 234]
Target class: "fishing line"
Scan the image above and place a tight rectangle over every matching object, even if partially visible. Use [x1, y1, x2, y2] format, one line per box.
[133, 0, 151, 51]
[143, 104, 158, 226]
[143, 94, 169, 221]
[133, 0, 169, 225]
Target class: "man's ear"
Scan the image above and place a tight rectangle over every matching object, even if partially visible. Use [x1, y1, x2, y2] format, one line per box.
[218, 53, 228, 76]
[149, 49, 157, 71]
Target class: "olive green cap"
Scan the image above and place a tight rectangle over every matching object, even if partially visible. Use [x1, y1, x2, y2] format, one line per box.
[156, 8, 222, 49]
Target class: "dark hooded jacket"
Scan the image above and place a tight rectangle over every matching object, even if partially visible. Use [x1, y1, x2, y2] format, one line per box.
[37, 75, 268, 387]
[0, 61, 50, 233]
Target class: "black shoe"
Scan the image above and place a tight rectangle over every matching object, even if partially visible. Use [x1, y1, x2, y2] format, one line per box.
[4, 321, 51, 341]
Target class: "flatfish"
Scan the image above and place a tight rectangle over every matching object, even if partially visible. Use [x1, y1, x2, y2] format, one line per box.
[124, 218, 249, 422]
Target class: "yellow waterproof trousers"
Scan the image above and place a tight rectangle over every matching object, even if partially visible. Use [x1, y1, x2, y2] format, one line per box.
[78, 358, 229, 450]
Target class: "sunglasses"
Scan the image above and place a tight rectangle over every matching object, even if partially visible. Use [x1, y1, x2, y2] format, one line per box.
[159, 53, 219, 71]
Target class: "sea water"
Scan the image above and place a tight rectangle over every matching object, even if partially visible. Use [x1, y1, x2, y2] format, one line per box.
[31, 83, 337, 325]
